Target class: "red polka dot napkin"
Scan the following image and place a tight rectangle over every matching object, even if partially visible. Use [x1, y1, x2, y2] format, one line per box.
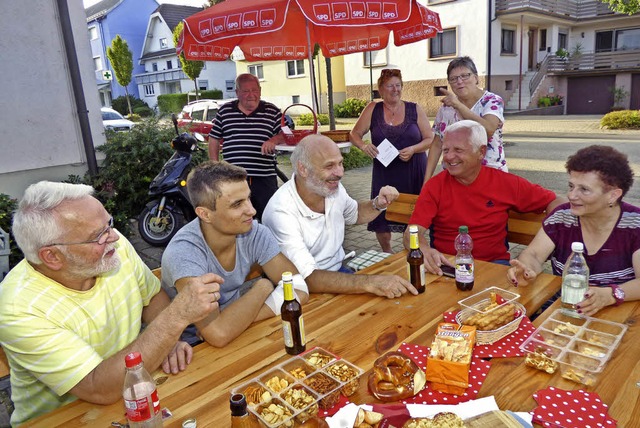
[444, 311, 536, 358]
[532, 386, 617, 427]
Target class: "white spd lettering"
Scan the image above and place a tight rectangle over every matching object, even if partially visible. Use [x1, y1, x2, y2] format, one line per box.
[243, 20, 256, 27]
[368, 11, 379, 18]
[261, 19, 274, 26]
[383, 12, 397, 18]
[228, 21, 239, 29]
[352, 10, 364, 17]
[200, 29, 211, 36]
[316, 13, 330, 20]
[213, 25, 224, 32]
[334, 12, 347, 19]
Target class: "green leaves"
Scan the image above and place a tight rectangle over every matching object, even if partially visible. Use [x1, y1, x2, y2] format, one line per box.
[106, 35, 133, 88]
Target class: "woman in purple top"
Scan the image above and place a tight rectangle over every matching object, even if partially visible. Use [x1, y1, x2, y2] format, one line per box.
[508, 145, 640, 316]
[350, 69, 434, 253]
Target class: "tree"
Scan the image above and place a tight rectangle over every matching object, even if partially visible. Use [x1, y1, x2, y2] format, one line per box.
[206, 0, 225, 6]
[173, 22, 205, 101]
[599, 0, 640, 15]
[106, 35, 134, 115]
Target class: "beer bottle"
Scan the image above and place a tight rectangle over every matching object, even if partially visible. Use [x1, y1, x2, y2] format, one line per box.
[454, 225, 474, 291]
[281, 272, 306, 355]
[230, 393, 260, 428]
[407, 225, 425, 293]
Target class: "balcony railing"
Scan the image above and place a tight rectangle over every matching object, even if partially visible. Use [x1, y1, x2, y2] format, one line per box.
[547, 49, 640, 72]
[134, 69, 187, 85]
[495, 0, 616, 19]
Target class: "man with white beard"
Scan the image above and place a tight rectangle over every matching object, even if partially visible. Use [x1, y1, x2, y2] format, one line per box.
[263, 135, 418, 299]
[0, 181, 221, 425]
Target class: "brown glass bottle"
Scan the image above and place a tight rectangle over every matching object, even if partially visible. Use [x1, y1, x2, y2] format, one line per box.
[281, 272, 306, 355]
[230, 393, 260, 428]
[407, 225, 425, 293]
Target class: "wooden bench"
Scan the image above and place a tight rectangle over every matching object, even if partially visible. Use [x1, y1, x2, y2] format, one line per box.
[385, 193, 545, 246]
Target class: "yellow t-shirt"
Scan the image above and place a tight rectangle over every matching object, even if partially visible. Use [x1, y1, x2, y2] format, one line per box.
[0, 233, 160, 425]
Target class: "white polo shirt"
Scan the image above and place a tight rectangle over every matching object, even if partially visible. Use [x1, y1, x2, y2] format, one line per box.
[263, 175, 359, 278]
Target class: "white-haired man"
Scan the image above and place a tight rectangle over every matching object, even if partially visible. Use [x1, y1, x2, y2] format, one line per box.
[263, 134, 418, 299]
[0, 181, 220, 425]
[406, 120, 563, 274]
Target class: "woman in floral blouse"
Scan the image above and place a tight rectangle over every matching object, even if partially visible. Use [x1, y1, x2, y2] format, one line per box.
[425, 56, 507, 181]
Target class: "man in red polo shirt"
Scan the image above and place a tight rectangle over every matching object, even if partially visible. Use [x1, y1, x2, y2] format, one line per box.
[406, 120, 563, 274]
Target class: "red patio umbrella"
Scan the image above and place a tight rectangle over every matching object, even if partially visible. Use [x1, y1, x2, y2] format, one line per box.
[177, 0, 442, 110]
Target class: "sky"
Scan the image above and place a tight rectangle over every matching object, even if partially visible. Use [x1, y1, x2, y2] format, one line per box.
[83, 0, 208, 7]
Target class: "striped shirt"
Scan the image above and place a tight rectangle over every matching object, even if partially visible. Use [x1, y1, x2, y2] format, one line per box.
[544, 202, 640, 285]
[0, 232, 160, 425]
[209, 100, 282, 177]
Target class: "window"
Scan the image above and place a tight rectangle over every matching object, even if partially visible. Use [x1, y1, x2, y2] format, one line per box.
[248, 64, 264, 79]
[292, 95, 300, 104]
[93, 56, 103, 71]
[191, 107, 205, 121]
[206, 107, 218, 121]
[160, 38, 168, 49]
[226, 80, 235, 91]
[429, 28, 456, 58]
[286, 60, 305, 77]
[363, 49, 387, 66]
[152, 62, 158, 72]
[198, 80, 208, 90]
[596, 27, 640, 52]
[88, 26, 98, 40]
[539, 29, 547, 51]
[144, 84, 155, 96]
[166, 60, 173, 70]
[505, 80, 513, 91]
[501, 27, 516, 54]
[558, 32, 568, 50]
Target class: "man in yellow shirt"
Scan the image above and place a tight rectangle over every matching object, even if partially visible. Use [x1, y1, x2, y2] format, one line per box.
[0, 181, 221, 425]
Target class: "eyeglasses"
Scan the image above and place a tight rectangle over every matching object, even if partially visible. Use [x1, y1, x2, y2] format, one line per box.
[448, 73, 473, 83]
[381, 68, 401, 77]
[48, 217, 115, 246]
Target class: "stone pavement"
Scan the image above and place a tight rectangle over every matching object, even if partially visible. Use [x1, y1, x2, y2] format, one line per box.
[129, 115, 640, 270]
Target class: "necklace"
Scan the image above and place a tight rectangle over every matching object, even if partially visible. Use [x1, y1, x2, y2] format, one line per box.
[383, 102, 402, 125]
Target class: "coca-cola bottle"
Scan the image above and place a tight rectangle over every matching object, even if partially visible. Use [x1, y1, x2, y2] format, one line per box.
[123, 352, 163, 428]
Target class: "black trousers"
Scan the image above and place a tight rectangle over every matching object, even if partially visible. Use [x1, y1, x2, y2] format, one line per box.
[248, 175, 278, 222]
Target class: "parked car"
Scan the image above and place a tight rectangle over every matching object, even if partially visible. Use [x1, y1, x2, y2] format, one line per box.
[101, 107, 134, 132]
[177, 99, 295, 138]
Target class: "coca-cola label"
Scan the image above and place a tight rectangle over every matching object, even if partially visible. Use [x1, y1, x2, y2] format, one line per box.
[124, 389, 160, 422]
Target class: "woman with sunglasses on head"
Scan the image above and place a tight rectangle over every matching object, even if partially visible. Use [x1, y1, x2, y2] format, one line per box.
[425, 56, 507, 181]
[350, 68, 434, 253]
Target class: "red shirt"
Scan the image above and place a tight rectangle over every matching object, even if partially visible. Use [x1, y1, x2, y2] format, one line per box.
[410, 167, 556, 261]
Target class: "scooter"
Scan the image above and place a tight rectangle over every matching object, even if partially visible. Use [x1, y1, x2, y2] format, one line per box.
[137, 114, 204, 246]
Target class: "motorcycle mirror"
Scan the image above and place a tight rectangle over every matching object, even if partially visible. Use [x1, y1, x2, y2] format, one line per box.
[194, 133, 205, 142]
[171, 113, 179, 136]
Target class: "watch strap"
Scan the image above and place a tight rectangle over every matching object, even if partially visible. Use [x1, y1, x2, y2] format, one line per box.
[609, 284, 625, 306]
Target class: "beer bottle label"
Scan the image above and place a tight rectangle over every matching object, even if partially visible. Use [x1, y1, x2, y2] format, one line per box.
[420, 264, 425, 286]
[282, 321, 293, 347]
[299, 315, 306, 345]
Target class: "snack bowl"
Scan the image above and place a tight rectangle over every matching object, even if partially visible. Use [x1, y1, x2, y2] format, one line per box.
[541, 312, 587, 336]
[532, 328, 572, 347]
[577, 329, 618, 348]
[280, 384, 320, 423]
[557, 350, 603, 386]
[302, 348, 338, 370]
[260, 369, 296, 394]
[282, 357, 318, 381]
[303, 372, 341, 409]
[458, 286, 520, 313]
[324, 360, 364, 397]
[255, 397, 296, 427]
[584, 318, 628, 337]
[568, 338, 609, 359]
[520, 337, 562, 374]
[236, 380, 271, 407]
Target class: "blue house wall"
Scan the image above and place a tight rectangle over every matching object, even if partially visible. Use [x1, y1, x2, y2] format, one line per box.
[89, 0, 158, 100]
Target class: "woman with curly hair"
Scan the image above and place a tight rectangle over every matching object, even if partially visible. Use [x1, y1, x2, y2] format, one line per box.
[508, 145, 640, 316]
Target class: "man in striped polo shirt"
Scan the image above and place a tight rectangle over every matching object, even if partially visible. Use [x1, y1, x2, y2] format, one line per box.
[209, 73, 285, 221]
[0, 181, 221, 425]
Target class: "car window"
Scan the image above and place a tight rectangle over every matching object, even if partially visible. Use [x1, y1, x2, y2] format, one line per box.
[206, 108, 219, 122]
[102, 111, 124, 121]
[191, 107, 205, 121]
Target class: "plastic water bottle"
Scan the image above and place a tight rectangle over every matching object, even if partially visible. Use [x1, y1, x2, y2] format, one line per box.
[454, 226, 474, 291]
[561, 242, 589, 317]
[123, 352, 163, 428]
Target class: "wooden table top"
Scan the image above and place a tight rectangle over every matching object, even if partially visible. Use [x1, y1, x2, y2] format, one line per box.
[27, 252, 565, 427]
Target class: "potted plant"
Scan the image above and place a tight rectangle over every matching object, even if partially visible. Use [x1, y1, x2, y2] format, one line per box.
[555, 48, 569, 60]
[610, 86, 630, 111]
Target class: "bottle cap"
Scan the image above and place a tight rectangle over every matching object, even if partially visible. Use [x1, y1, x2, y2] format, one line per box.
[458, 225, 468, 233]
[571, 242, 584, 252]
[230, 393, 248, 416]
[124, 352, 142, 368]
[409, 225, 418, 233]
[282, 271, 293, 282]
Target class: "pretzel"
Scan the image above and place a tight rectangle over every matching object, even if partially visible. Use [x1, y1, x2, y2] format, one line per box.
[368, 351, 426, 402]
[463, 293, 515, 331]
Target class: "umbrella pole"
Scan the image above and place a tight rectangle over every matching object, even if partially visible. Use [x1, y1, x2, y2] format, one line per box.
[305, 21, 318, 113]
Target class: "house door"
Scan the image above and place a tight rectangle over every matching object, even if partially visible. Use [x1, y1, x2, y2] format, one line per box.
[528, 30, 535, 70]
[567, 75, 616, 114]
[631, 73, 640, 110]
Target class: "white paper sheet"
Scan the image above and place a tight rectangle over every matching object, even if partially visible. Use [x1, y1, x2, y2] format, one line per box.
[375, 138, 399, 167]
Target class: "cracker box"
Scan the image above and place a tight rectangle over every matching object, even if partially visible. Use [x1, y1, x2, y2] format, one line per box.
[425, 323, 476, 395]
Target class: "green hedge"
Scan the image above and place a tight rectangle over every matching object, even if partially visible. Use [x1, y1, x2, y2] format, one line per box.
[601, 110, 640, 129]
[0, 193, 24, 269]
[297, 113, 330, 126]
[157, 89, 223, 114]
[334, 98, 368, 118]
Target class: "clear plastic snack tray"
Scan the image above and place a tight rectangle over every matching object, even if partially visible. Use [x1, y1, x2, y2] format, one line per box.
[520, 309, 627, 386]
[231, 347, 364, 427]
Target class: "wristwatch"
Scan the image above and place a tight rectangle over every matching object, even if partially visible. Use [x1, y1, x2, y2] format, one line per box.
[609, 284, 625, 306]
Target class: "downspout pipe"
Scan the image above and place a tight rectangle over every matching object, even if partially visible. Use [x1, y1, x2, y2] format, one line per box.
[56, 0, 98, 177]
[487, 0, 492, 92]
